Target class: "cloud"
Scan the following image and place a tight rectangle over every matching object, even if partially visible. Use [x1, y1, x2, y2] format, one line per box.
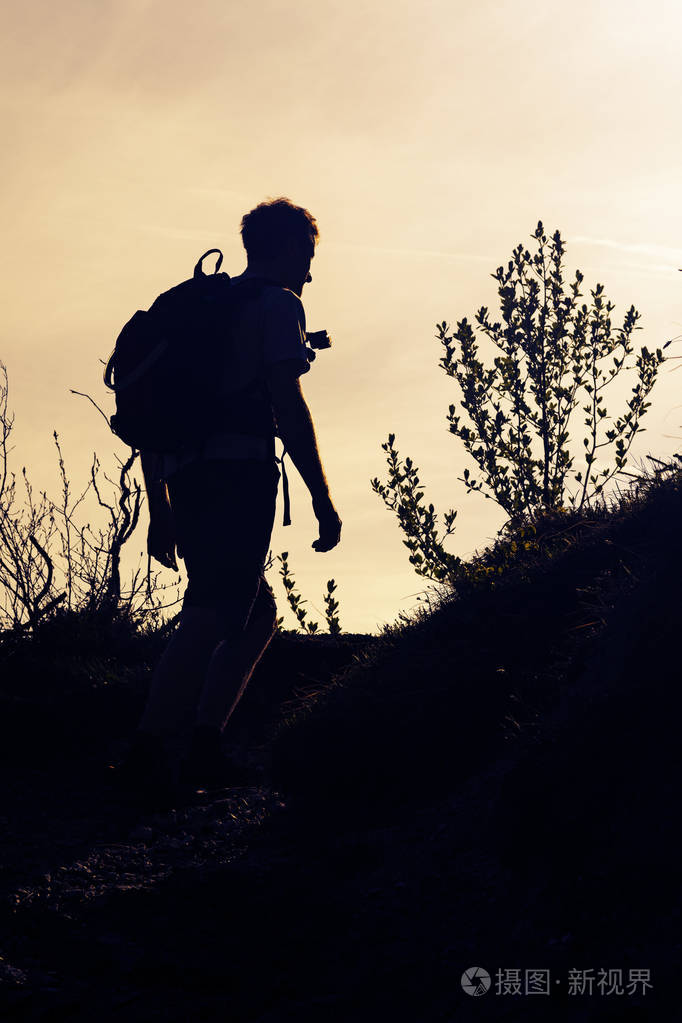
[570, 235, 682, 271]
[129, 224, 219, 242]
[329, 241, 494, 263]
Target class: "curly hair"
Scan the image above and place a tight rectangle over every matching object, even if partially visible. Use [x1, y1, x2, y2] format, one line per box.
[240, 197, 319, 261]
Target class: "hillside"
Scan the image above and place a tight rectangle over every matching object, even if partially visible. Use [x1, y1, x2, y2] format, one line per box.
[1, 463, 680, 1021]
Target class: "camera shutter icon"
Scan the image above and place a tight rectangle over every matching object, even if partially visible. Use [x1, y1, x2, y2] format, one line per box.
[461, 967, 491, 996]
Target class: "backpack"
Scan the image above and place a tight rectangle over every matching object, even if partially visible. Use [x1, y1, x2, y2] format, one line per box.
[104, 248, 271, 454]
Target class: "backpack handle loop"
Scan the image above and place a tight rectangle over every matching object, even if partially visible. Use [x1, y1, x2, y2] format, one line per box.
[194, 249, 224, 278]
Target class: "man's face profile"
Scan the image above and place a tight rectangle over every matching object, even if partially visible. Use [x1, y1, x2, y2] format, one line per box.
[280, 238, 314, 296]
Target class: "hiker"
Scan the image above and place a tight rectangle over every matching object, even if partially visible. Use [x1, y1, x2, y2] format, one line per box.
[117, 197, 342, 800]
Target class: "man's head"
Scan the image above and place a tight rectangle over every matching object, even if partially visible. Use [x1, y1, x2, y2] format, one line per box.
[240, 197, 319, 295]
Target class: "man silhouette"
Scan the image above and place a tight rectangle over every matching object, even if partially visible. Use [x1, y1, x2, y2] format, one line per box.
[117, 197, 341, 802]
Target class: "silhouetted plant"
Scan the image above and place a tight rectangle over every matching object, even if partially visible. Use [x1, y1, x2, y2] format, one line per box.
[270, 550, 342, 635]
[439, 221, 667, 520]
[0, 365, 64, 627]
[0, 361, 181, 630]
[371, 435, 460, 583]
[372, 222, 670, 584]
[277, 551, 318, 634]
[323, 579, 341, 636]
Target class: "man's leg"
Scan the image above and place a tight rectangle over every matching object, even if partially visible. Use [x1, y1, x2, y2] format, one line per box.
[136, 456, 279, 784]
[195, 578, 278, 733]
[136, 605, 223, 764]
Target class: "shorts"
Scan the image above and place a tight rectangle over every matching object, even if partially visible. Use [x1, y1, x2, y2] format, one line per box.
[166, 457, 280, 637]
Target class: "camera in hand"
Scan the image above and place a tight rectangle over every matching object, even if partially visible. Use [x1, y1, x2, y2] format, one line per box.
[305, 329, 332, 363]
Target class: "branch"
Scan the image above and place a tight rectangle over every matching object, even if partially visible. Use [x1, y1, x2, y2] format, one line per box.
[70, 389, 113, 428]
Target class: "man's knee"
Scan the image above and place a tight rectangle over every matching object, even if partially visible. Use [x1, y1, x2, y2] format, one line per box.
[250, 579, 278, 638]
[183, 577, 277, 644]
[179, 604, 222, 638]
[210, 586, 277, 644]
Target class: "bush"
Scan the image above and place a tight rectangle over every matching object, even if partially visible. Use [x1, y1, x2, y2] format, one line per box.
[373, 221, 671, 583]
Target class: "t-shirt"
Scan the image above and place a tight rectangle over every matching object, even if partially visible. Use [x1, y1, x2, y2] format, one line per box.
[158, 270, 311, 480]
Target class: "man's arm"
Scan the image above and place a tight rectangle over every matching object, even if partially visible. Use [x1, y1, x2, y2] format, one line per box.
[140, 451, 170, 511]
[139, 450, 179, 569]
[265, 361, 341, 551]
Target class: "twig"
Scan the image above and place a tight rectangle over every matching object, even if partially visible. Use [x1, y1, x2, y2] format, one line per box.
[70, 389, 112, 428]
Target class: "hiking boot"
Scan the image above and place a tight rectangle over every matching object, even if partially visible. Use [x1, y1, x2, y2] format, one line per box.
[112, 730, 182, 810]
[180, 725, 263, 789]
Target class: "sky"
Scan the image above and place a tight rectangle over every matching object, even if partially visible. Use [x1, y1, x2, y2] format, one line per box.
[2, 0, 682, 634]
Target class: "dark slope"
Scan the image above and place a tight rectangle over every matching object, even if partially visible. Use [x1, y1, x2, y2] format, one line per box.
[1, 467, 680, 1020]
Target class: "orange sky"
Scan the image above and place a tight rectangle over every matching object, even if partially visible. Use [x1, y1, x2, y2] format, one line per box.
[2, 0, 682, 633]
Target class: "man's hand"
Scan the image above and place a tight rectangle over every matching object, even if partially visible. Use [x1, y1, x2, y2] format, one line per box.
[147, 504, 181, 570]
[312, 493, 342, 552]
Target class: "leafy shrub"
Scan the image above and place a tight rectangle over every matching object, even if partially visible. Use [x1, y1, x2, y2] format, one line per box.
[268, 550, 342, 635]
[440, 222, 666, 520]
[373, 221, 670, 583]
